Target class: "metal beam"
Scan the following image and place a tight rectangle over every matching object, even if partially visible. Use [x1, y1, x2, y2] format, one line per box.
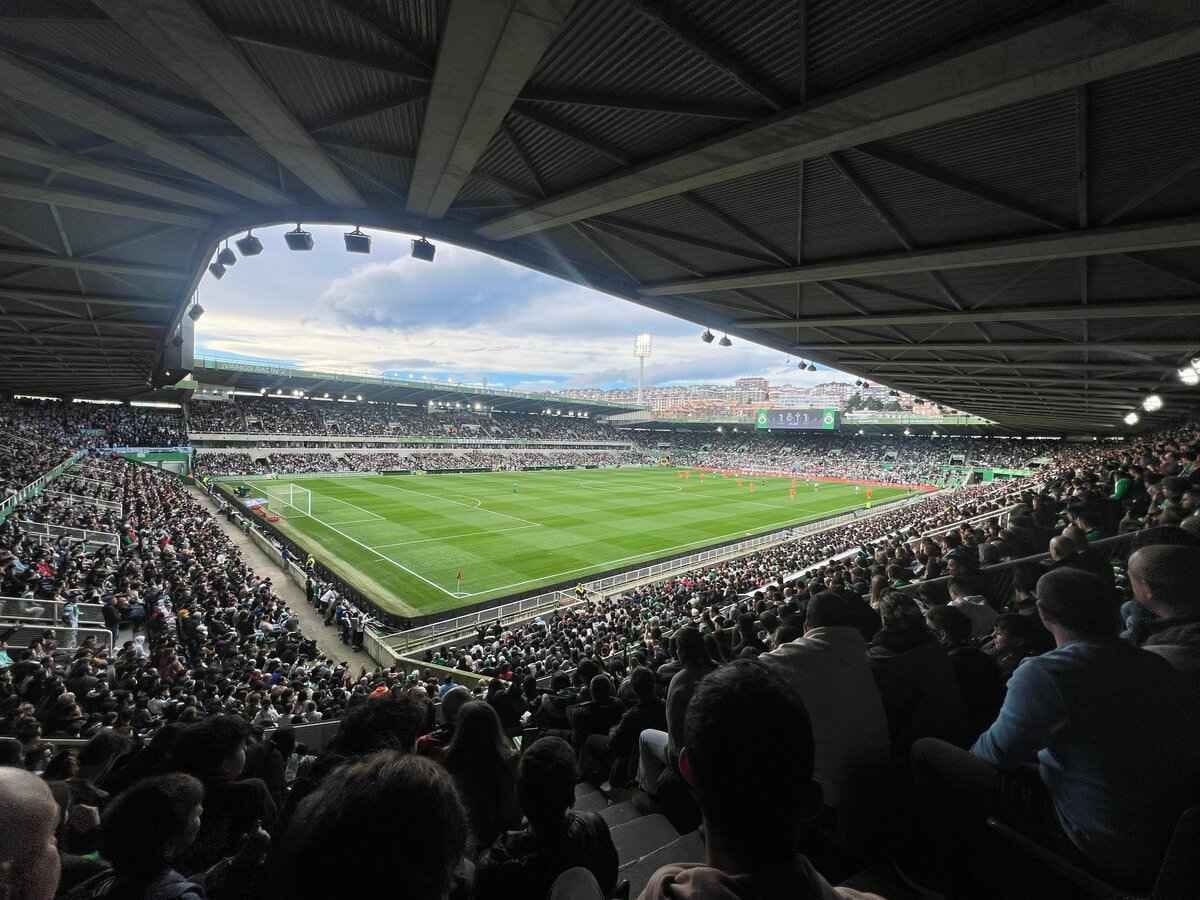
[407, 0, 575, 218]
[95, 0, 363, 207]
[789, 341, 1198, 354]
[0, 249, 188, 280]
[0, 286, 173, 310]
[830, 361, 1165, 375]
[881, 374, 1158, 389]
[0, 313, 161, 330]
[0, 51, 290, 206]
[0, 177, 211, 228]
[513, 91, 754, 121]
[643, 217, 1200, 296]
[0, 132, 238, 213]
[479, 3, 1200, 239]
[738, 297, 1200, 329]
[224, 27, 432, 83]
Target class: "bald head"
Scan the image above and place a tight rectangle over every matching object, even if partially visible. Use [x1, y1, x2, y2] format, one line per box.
[1128, 545, 1200, 618]
[0, 768, 61, 900]
[1049, 535, 1077, 561]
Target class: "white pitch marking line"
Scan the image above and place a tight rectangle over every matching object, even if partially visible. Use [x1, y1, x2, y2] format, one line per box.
[365, 478, 541, 527]
[372, 523, 543, 549]
[297, 508, 459, 597]
[455, 495, 895, 598]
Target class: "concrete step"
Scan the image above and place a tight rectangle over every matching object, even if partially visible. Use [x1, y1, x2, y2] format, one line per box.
[619, 830, 706, 900]
[610, 814, 681, 868]
[574, 784, 609, 813]
[599, 800, 642, 828]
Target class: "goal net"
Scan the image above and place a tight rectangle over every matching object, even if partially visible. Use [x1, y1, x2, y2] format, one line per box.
[263, 482, 312, 519]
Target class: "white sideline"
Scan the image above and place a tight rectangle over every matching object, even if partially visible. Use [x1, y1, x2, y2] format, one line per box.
[371, 522, 543, 549]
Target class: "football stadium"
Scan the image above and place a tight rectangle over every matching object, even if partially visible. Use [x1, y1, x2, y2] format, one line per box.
[2, 2, 1200, 899]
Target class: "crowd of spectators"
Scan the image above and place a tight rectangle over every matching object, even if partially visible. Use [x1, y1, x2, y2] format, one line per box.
[3, 399, 1200, 898]
[192, 449, 654, 477]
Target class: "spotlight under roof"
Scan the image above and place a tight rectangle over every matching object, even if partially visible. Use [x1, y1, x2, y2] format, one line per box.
[285, 225, 313, 251]
[216, 244, 237, 267]
[236, 231, 263, 256]
[700, 329, 714, 344]
[207, 261, 226, 279]
[187, 303, 205, 322]
[1142, 394, 1163, 412]
[718, 334, 732, 347]
[344, 227, 371, 254]
[411, 237, 436, 262]
[1124, 411, 1140, 426]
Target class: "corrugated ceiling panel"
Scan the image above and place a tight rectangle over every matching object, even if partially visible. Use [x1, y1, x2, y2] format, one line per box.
[838, 148, 1045, 248]
[877, 91, 1078, 228]
[802, 157, 904, 261]
[1088, 255, 1200, 301]
[54, 69, 226, 132]
[317, 100, 427, 158]
[690, 164, 801, 264]
[504, 114, 619, 194]
[682, 0, 804, 103]
[532, 0, 753, 102]
[937, 259, 1080, 308]
[0, 199, 63, 253]
[1, 21, 200, 98]
[807, 0, 1071, 97]
[1089, 55, 1200, 225]
[238, 42, 418, 129]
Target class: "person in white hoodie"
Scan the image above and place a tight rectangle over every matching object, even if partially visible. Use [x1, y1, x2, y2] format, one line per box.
[947, 576, 998, 639]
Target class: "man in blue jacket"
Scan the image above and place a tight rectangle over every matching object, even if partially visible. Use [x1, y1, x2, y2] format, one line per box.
[913, 566, 1200, 892]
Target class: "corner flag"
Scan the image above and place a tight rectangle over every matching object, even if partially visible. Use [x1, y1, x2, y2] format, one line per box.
[456, 570, 463, 589]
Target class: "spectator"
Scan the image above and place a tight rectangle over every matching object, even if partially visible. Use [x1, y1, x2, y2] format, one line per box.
[568, 674, 624, 753]
[1127, 544, 1200, 684]
[637, 628, 714, 799]
[582, 666, 665, 789]
[926, 604, 1004, 742]
[0, 767, 61, 900]
[476, 736, 618, 900]
[868, 593, 967, 754]
[914, 566, 1200, 890]
[416, 686, 472, 761]
[946, 576, 997, 639]
[443, 701, 521, 856]
[640, 659, 881, 900]
[272, 752, 467, 900]
[760, 592, 889, 810]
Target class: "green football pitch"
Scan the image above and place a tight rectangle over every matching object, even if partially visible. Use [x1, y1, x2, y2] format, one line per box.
[223, 468, 915, 618]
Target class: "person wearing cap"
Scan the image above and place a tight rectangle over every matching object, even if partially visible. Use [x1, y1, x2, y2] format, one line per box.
[913, 566, 1200, 891]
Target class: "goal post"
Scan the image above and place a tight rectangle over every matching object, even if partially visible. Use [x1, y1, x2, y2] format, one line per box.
[262, 482, 312, 518]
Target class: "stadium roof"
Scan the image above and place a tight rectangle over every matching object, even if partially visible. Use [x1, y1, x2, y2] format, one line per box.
[188, 356, 637, 414]
[1, 1, 1200, 431]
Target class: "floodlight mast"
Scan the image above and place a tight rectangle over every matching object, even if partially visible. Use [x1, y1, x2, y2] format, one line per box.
[634, 333, 653, 406]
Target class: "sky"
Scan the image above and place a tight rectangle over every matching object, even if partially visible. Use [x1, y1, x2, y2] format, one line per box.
[196, 224, 855, 393]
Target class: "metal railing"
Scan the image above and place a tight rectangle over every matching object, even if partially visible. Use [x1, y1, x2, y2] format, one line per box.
[42, 490, 123, 512]
[0, 624, 113, 656]
[15, 519, 120, 549]
[0, 450, 86, 523]
[0, 597, 106, 626]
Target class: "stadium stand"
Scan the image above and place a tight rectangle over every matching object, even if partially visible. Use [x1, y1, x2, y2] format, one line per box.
[2, 401, 1199, 898]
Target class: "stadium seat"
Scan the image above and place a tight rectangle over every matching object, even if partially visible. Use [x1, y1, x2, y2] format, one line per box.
[986, 806, 1200, 899]
[574, 782, 610, 813]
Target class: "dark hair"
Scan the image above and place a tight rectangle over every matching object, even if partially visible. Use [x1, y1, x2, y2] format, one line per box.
[274, 752, 466, 900]
[1129, 544, 1200, 613]
[329, 697, 425, 757]
[1035, 568, 1116, 637]
[673, 627, 711, 667]
[445, 701, 509, 773]
[804, 592, 853, 629]
[629, 667, 655, 701]
[683, 659, 818, 865]
[517, 737, 577, 832]
[589, 673, 613, 702]
[78, 728, 132, 770]
[926, 604, 972, 646]
[172, 715, 250, 778]
[101, 774, 204, 879]
[993, 613, 1040, 642]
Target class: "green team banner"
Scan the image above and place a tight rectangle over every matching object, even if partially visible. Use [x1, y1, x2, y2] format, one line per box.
[755, 408, 839, 431]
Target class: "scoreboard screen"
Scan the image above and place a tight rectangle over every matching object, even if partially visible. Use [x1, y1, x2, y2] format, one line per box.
[754, 408, 839, 431]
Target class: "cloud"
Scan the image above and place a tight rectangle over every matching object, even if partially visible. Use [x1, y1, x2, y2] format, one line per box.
[194, 224, 857, 389]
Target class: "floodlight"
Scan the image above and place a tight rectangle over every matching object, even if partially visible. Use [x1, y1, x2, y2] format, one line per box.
[807, 363, 817, 372]
[1191, 356, 1200, 373]
[411, 237, 436, 261]
[207, 261, 226, 280]
[1142, 394, 1163, 412]
[260, 387, 267, 395]
[188, 302, 205, 322]
[1180, 367, 1200, 386]
[344, 227, 371, 254]
[903, 428, 912, 436]
[718, 334, 732, 347]
[356, 394, 363, 401]
[1124, 412, 1140, 426]
[798, 359, 807, 369]
[236, 231, 263, 256]
[285, 224, 314, 251]
[701, 329, 714, 343]
[217, 243, 237, 267]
